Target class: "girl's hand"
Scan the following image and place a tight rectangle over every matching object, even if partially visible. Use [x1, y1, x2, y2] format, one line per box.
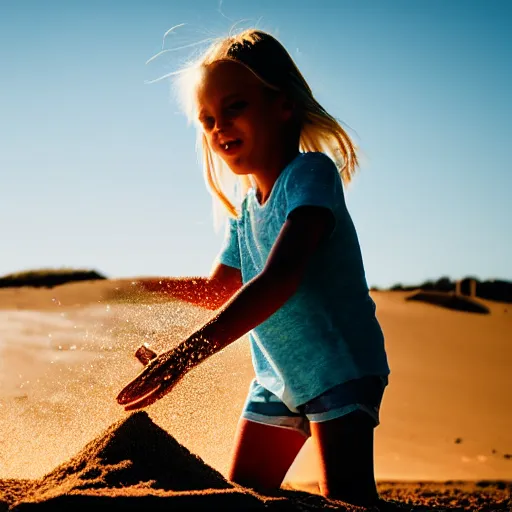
[116, 347, 187, 411]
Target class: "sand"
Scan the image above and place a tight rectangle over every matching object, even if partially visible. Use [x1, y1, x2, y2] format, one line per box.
[1, 412, 510, 511]
[0, 412, 344, 511]
[0, 280, 511, 510]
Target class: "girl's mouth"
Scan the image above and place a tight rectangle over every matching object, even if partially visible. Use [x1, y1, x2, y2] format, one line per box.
[220, 139, 243, 155]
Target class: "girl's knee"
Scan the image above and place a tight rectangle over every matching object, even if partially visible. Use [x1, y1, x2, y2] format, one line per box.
[228, 466, 281, 491]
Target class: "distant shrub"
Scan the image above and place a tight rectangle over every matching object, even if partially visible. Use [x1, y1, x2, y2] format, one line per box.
[387, 276, 511, 304]
[477, 279, 512, 303]
[418, 280, 435, 291]
[434, 277, 455, 293]
[0, 268, 107, 289]
[390, 283, 417, 291]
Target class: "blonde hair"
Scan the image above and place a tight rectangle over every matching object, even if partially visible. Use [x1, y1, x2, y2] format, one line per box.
[175, 29, 359, 224]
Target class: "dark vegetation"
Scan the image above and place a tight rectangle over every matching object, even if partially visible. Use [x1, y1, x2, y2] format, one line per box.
[0, 269, 106, 289]
[373, 277, 512, 304]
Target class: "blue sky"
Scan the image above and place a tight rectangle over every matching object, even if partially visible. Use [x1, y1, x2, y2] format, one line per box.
[1, 0, 510, 288]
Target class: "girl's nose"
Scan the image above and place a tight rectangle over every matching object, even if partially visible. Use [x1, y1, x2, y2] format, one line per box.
[215, 115, 231, 132]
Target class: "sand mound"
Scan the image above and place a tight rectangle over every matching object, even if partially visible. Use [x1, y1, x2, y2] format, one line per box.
[29, 412, 232, 498]
[3, 414, 338, 511]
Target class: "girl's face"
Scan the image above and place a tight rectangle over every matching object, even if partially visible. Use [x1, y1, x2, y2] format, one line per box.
[196, 60, 293, 176]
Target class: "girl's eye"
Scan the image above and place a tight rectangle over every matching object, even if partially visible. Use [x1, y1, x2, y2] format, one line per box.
[203, 117, 214, 130]
[227, 100, 248, 112]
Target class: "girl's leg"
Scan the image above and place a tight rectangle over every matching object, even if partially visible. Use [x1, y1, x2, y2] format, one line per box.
[310, 410, 379, 505]
[228, 418, 308, 490]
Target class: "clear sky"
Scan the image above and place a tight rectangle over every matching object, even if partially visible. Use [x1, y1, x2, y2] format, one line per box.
[1, 0, 511, 288]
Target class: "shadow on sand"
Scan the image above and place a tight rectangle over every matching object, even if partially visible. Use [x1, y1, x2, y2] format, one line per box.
[406, 291, 490, 314]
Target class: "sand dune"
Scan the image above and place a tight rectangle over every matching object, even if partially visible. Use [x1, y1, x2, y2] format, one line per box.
[0, 280, 511, 510]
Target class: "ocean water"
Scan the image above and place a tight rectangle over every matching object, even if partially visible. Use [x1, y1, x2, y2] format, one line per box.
[0, 302, 254, 480]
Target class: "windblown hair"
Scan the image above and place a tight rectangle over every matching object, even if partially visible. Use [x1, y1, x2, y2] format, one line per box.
[175, 29, 359, 224]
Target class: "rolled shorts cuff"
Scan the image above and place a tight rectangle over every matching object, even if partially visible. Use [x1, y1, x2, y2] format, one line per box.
[241, 411, 311, 437]
[241, 376, 387, 437]
[305, 403, 381, 425]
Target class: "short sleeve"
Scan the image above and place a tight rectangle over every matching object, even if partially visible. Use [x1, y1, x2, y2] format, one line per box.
[216, 217, 241, 270]
[284, 153, 341, 218]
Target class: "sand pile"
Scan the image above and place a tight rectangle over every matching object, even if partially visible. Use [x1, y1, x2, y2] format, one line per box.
[0, 413, 340, 511]
[25, 412, 231, 497]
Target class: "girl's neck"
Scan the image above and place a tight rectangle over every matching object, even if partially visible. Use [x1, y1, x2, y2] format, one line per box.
[252, 145, 300, 205]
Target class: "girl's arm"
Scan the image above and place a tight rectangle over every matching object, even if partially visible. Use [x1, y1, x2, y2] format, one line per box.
[195, 206, 334, 349]
[136, 263, 242, 310]
[117, 206, 333, 410]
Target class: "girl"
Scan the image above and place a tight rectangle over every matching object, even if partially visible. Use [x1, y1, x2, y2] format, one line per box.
[117, 29, 390, 507]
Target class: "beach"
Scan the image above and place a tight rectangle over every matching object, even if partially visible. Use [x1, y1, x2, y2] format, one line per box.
[0, 280, 510, 510]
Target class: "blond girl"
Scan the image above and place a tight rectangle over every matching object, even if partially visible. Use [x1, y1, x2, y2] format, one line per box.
[118, 29, 390, 507]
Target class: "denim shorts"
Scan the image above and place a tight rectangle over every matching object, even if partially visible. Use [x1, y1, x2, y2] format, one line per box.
[241, 375, 388, 438]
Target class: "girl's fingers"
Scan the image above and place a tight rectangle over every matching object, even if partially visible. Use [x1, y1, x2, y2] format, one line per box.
[121, 371, 182, 410]
[116, 350, 180, 407]
[116, 366, 162, 404]
[117, 353, 171, 404]
[123, 384, 164, 411]
[123, 381, 175, 411]
[116, 379, 159, 405]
